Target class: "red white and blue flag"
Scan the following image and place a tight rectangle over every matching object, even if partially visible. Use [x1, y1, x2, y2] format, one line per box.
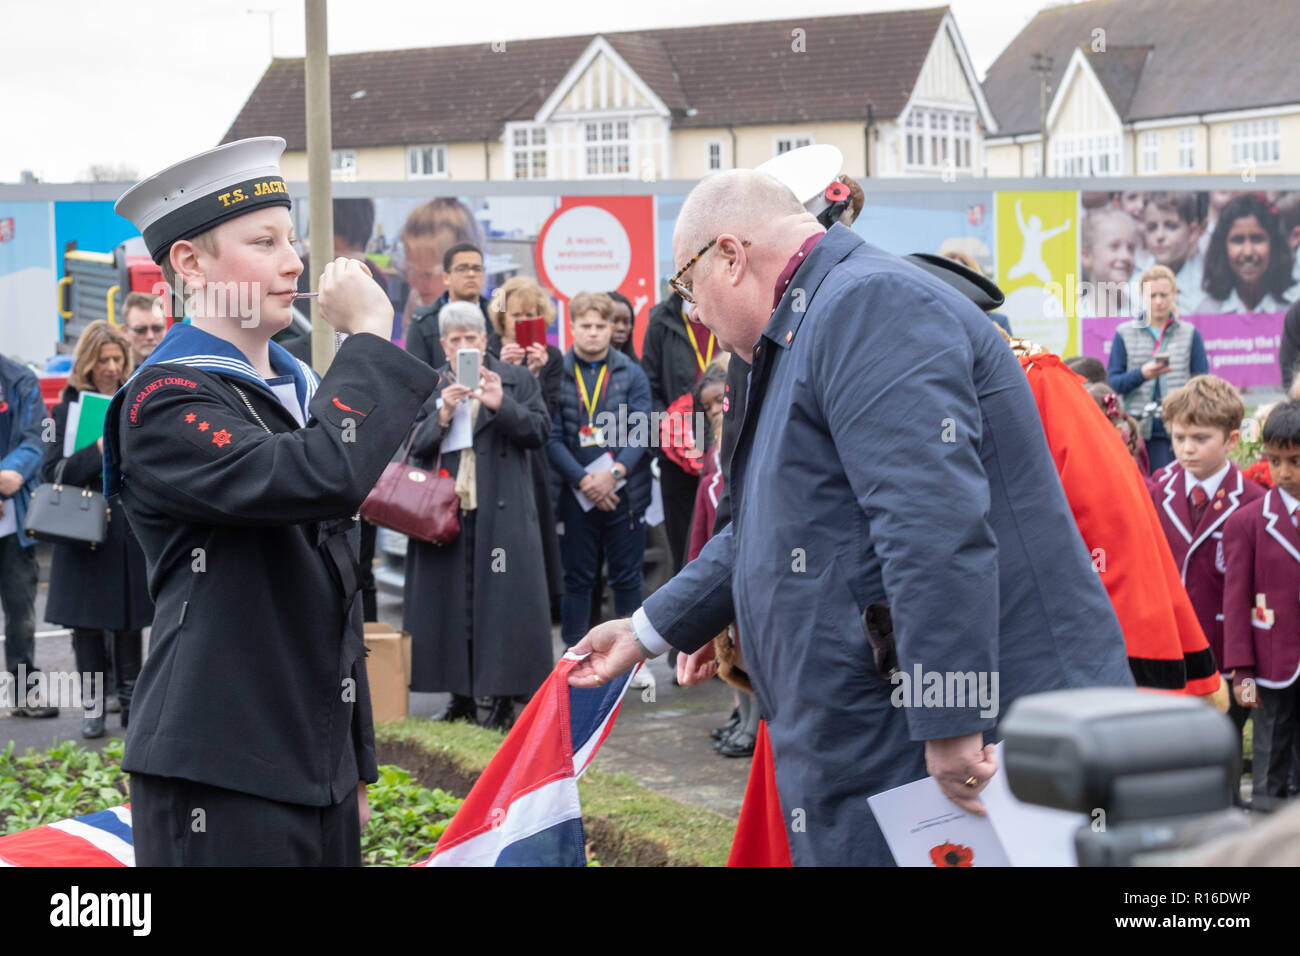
[0, 806, 134, 867]
[0, 654, 637, 868]
[418, 652, 640, 867]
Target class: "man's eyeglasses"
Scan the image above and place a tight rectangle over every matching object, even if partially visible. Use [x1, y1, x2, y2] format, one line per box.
[128, 324, 166, 335]
[669, 237, 751, 304]
[450, 264, 485, 275]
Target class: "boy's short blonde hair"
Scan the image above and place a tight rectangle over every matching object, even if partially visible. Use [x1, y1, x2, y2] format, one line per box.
[1162, 374, 1245, 437]
[568, 291, 613, 323]
[159, 228, 220, 295]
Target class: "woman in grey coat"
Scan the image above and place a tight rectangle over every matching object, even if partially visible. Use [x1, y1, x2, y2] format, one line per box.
[402, 302, 554, 731]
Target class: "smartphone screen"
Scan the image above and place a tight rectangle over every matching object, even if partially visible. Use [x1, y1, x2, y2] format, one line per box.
[457, 348, 481, 388]
[1154, 353, 1171, 364]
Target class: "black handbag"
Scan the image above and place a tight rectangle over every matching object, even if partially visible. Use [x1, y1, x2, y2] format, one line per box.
[24, 459, 110, 549]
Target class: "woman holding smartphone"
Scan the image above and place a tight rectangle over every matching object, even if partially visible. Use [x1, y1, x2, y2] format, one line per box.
[1106, 265, 1210, 470]
[402, 301, 555, 732]
[492, 276, 565, 419]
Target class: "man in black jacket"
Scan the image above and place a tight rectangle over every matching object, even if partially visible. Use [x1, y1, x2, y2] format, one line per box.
[108, 137, 438, 865]
[405, 242, 499, 370]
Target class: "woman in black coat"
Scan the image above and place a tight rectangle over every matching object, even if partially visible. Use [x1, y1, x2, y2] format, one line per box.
[402, 302, 555, 731]
[41, 320, 152, 738]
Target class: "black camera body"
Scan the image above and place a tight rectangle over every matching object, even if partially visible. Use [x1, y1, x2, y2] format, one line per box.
[1002, 688, 1249, 866]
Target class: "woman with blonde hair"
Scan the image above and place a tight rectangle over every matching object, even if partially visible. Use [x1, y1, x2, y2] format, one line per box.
[489, 275, 565, 417]
[40, 320, 153, 737]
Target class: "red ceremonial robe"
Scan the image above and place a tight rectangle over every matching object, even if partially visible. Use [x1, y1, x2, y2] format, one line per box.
[1018, 352, 1218, 695]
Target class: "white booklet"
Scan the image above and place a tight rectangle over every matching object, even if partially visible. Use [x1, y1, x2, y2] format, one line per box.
[866, 742, 1084, 866]
[572, 452, 627, 513]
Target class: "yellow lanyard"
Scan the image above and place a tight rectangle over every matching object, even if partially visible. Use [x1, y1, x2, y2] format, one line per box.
[575, 363, 608, 426]
[681, 306, 715, 372]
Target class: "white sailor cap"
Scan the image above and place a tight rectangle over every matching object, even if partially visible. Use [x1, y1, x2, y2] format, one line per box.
[755, 144, 847, 219]
[114, 136, 292, 264]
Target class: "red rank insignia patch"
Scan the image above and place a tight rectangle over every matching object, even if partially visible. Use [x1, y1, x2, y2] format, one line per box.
[197, 421, 209, 431]
[184, 413, 196, 423]
[211, 429, 232, 448]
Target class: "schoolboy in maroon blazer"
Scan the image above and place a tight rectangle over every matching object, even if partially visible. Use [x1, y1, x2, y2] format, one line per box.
[1223, 399, 1300, 811]
[1149, 376, 1263, 675]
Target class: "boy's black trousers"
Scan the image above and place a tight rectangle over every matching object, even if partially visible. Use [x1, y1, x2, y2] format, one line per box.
[130, 773, 362, 866]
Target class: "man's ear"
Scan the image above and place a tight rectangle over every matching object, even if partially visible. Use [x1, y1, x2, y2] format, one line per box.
[170, 240, 205, 291]
[717, 235, 747, 285]
[1227, 428, 1241, 454]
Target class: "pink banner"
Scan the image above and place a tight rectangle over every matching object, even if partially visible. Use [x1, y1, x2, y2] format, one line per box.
[1079, 313, 1285, 389]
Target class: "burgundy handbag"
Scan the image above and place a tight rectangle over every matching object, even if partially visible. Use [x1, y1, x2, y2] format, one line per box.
[360, 428, 460, 545]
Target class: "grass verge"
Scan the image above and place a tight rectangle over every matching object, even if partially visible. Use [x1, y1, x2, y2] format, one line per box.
[375, 717, 735, 866]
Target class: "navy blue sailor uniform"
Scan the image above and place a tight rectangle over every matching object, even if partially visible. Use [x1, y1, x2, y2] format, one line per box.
[102, 323, 437, 864]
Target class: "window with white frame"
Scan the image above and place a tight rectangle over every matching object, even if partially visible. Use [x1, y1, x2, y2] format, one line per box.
[510, 127, 548, 180]
[1178, 128, 1196, 171]
[1231, 118, 1280, 167]
[903, 108, 975, 171]
[584, 121, 630, 176]
[1140, 131, 1158, 173]
[1050, 132, 1121, 176]
[406, 145, 447, 179]
[706, 140, 722, 171]
[1031, 142, 1042, 176]
[774, 134, 813, 156]
[330, 150, 356, 181]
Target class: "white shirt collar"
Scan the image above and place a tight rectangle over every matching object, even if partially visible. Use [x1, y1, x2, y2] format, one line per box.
[1278, 486, 1300, 516]
[1183, 461, 1231, 500]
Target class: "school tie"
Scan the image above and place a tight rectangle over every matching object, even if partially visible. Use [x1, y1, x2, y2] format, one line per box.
[1292, 508, 1299, 530]
[1189, 485, 1209, 528]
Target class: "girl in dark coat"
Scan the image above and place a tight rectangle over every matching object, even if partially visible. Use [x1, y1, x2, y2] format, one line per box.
[41, 320, 152, 737]
[402, 302, 555, 731]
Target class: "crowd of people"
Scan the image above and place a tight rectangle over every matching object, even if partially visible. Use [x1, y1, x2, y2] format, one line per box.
[7, 137, 1300, 866]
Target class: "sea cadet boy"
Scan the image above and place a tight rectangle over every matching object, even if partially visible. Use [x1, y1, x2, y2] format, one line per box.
[1222, 400, 1300, 812]
[105, 137, 438, 865]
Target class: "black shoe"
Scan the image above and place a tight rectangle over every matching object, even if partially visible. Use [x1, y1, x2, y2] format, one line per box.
[437, 694, 479, 723]
[711, 708, 740, 741]
[481, 697, 515, 733]
[82, 712, 105, 739]
[718, 730, 756, 758]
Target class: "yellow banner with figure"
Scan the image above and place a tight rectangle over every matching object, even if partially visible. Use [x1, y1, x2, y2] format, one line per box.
[996, 191, 1078, 357]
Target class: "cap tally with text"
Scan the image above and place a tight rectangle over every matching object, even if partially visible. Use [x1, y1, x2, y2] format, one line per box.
[755, 144, 844, 218]
[114, 136, 292, 265]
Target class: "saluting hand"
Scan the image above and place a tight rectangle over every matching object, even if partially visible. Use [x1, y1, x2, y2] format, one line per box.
[318, 257, 392, 339]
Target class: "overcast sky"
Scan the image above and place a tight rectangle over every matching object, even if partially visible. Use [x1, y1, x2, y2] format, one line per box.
[2, 0, 1063, 183]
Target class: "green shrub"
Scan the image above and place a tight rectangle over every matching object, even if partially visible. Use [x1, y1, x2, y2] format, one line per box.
[0, 738, 130, 834]
[0, 739, 463, 868]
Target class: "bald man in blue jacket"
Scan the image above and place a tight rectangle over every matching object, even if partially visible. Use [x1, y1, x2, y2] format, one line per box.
[569, 170, 1134, 866]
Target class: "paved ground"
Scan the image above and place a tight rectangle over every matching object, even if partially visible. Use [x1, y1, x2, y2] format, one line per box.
[2, 543, 750, 820]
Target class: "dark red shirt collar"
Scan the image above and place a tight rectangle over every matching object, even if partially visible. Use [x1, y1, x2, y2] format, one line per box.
[772, 232, 824, 313]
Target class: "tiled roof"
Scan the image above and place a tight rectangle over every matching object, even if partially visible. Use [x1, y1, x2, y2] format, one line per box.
[983, 0, 1300, 136]
[222, 7, 950, 147]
